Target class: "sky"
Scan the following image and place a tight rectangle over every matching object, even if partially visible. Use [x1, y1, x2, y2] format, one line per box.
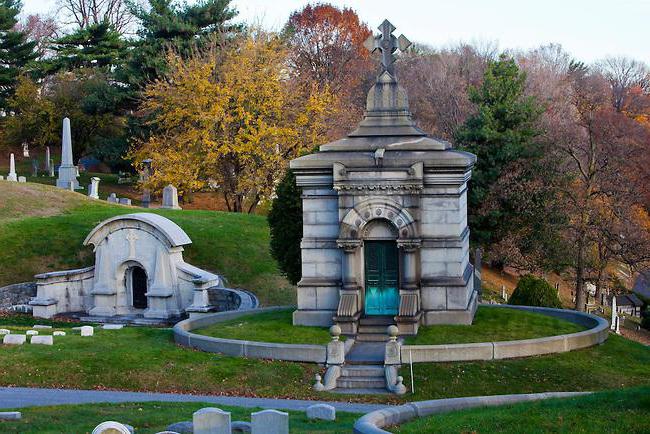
[21, 0, 650, 64]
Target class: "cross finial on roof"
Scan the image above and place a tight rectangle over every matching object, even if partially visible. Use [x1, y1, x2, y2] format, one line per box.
[363, 19, 411, 75]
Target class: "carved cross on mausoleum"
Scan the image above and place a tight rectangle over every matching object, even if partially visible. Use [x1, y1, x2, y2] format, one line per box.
[364, 19, 412, 75]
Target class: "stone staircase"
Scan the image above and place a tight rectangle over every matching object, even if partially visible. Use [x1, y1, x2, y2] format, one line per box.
[355, 316, 395, 342]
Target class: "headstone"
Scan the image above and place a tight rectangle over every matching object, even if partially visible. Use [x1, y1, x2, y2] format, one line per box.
[611, 296, 617, 330]
[26, 330, 38, 335]
[0, 412, 21, 420]
[193, 407, 231, 434]
[0, 329, 10, 335]
[615, 315, 621, 334]
[166, 421, 192, 433]
[102, 324, 124, 330]
[3, 334, 26, 345]
[7, 153, 17, 182]
[232, 421, 252, 433]
[22, 143, 29, 157]
[53, 331, 66, 336]
[251, 409, 289, 434]
[49, 159, 55, 177]
[0, 175, 3, 180]
[88, 177, 100, 199]
[80, 325, 94, 336]
[18, 176, 26, 183]
[91, 421, 133, 434]
[32, 159, 39, 176]
[45, 146, 51, 172]
[119, 198, 132, 206]
[56, 117, 80, 190]
[33, 325, 52, 329]
[306, 404, 336, 421]
[161, 184, 182, 210]
[31, 335, 53, 345]
[107, 193, 118, 203]
[502, 285, 508, 302]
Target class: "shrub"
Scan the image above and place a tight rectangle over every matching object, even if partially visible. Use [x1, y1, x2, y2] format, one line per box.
[268, 170, 302, 285]
[509, 274, 562, 308]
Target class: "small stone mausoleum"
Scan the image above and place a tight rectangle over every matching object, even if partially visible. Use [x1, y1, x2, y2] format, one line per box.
[290, 21, 478, 334]
[30, 213, 250, 321]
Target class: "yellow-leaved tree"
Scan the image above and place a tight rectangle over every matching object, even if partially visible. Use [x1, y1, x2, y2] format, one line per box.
[130, 32, 336, 212]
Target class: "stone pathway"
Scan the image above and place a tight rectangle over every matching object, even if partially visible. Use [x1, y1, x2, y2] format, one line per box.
[0, 387, 388, 414]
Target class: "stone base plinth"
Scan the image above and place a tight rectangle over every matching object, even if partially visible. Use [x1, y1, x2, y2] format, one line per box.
[422, 290, 478, 325]
[293, 310, 335, 327]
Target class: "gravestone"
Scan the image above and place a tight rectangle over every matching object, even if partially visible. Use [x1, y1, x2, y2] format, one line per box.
[306, 404, 336, 421]
[119, 198, 132, 206]
[91, 421, 133, 434]
[88, 177, 100, 199]
[53, 331, 66, 336]
[33, 325, 52, 329]
[26, 330, 38, 335]
[18, 176, 26, 183]
[251, 409, 288, 434]
[0, 175, 3, 180]
[3, 334, 26, 345]
[7, 153, 17, 182]
[0, 412, 21, 420]
[45, 146, 51, 172]
[31, 335, 53, 345]
[102, 324, 124, 330]
[610, 296, 617, 330]
[0, 329, 10, 335]
[56, 117, 80, 190]
[80, 326, 94, 336]
[193, 407, 231, 434]
[107, 193, 118, 203]
[49, 159, 55, 177]
[161, 184, 181, 210]
[23, 143, 29, 157]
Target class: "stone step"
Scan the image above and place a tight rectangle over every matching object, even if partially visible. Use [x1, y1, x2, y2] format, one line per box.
[359, 316, 394, 326]
[341, 365, 385, 377]
[355, 333, 389, 342]
[330, 388, 391, 395]
[337, 377, 386, 389]
[357, 324, 392, 334]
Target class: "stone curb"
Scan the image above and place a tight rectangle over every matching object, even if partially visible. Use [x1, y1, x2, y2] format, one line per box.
[353, 391, 591, 433]
[173, 307, 328, 363]
[401, 305, 609, 363]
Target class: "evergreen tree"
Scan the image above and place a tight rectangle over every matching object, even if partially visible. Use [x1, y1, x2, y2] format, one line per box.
[455, 55, 544, 248]
[268, 170, 303, 285]
[123, 0, 239, 89]
[0, 0, 36, 109]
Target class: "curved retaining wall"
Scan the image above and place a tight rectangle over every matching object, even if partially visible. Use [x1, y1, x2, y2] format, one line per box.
[401, 305, 609, 363]
[353, 391, 590, 434]
[173, 307, 328, 363]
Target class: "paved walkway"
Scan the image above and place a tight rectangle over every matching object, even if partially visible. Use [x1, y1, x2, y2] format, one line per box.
[0, 387, 388, 414]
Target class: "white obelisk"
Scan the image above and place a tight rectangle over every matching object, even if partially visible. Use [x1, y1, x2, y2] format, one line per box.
[56, 117, 80, 189]
[7, 153, 17, 182]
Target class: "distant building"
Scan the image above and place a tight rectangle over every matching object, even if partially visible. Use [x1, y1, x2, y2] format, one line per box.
[615, 294, 644, 317]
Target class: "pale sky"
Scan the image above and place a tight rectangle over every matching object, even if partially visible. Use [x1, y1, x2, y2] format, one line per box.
[21, 0, 650, 64]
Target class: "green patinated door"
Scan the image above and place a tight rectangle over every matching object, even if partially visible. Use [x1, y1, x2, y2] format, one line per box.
[364, 241, 399, 315]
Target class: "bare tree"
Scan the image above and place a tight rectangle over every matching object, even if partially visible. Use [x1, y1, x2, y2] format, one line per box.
[16, 14, 60, 59]
[57, 0, 138, 34]
[597, 56, 650, 112]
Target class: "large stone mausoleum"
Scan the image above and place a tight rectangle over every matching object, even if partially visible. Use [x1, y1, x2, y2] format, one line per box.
[290, 21, 478, 334]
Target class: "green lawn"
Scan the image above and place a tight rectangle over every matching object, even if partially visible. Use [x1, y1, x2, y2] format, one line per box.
[393, 387, 650, 433]
[194, 309, 334, 345]
[0, 182, 294, 306]
[0, 401, 358, 434]
[405, 306, 585, 345]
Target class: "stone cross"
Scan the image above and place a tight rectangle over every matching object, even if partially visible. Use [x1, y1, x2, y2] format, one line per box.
[126, 230, 138, 259]
[7, 153, 17, 182]
[363, 19, 411, 75]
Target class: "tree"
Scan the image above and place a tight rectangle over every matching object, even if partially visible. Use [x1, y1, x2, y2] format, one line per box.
[509, 274, 562, 308]
[268, 170, 302, 284]
[597, 56, 650, 112]
[455, 55, 545, 249]
[130, 33, 336, 212]
[58, 0, 136, 34]
[0, 0, 37, 110]
[15, 14, 59, 59]
[284, 3, 373, 137]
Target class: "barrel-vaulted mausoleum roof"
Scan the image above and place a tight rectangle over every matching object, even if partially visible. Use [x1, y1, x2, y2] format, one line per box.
[84, 212, 192, 248]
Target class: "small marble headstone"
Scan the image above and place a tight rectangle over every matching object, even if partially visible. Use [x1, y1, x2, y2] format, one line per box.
[23, 143, 29, 157]
[0, 412, 21, 420]
[161, 184, 182, 210]
[3, 334, 26, 345]
[31, 335, 53, 345]
[26, 330, 38, 336]
[18, 176, 26, 183]
[91, 421, 133, 434]
[118, 198, 132, 206]
[107, 193, 118, 203]
[88, 176, 100, 199]
[306, 404, 336, 421]
[251, 409, 289, 434]
[0, 329, 10, 335]
[102, 324, 124, 330]
[53, 331, 66, 336]
[33, 325, 52, 329]
[193, 407, 231, 434]
[80, 325, 94, 337]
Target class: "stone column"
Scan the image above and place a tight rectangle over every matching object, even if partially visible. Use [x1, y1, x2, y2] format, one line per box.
[335, 239, 362, 334]
[396, 239, 422, 335]
[7, 153, 17, 182]
[337, 239, 362, 290]
[88, 177, 100, 199]
[397, 239, 421, 290]
[45, 146, 50, 172]
[56, 117, 80, 190]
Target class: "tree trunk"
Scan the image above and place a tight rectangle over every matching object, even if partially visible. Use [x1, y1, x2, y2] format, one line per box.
[575, 234, 587, 312]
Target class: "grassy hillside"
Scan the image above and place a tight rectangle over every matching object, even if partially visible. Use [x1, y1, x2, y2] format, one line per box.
[0, 181, 293, 305]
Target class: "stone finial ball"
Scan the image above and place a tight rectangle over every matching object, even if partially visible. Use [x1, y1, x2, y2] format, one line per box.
[396, 376, 404, 384]
[329, 325, 342, 337]
[387, 325, 399, 337]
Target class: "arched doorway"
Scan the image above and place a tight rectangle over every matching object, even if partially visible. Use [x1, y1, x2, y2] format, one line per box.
[363, 220, 399, 316]
[128, 266, 148, 309]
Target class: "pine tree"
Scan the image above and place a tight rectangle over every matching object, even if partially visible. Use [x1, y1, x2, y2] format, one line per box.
[0, 0, 36, 109]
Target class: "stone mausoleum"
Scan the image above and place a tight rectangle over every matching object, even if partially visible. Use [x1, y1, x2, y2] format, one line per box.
[291, 20, 478, 334]
[30, 213, 255, 321]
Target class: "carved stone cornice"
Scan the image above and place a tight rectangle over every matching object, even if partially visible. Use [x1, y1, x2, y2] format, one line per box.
[397, 239, 422, 252]
[333, 183, 422, 193]
[336, 239, 363, 252]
